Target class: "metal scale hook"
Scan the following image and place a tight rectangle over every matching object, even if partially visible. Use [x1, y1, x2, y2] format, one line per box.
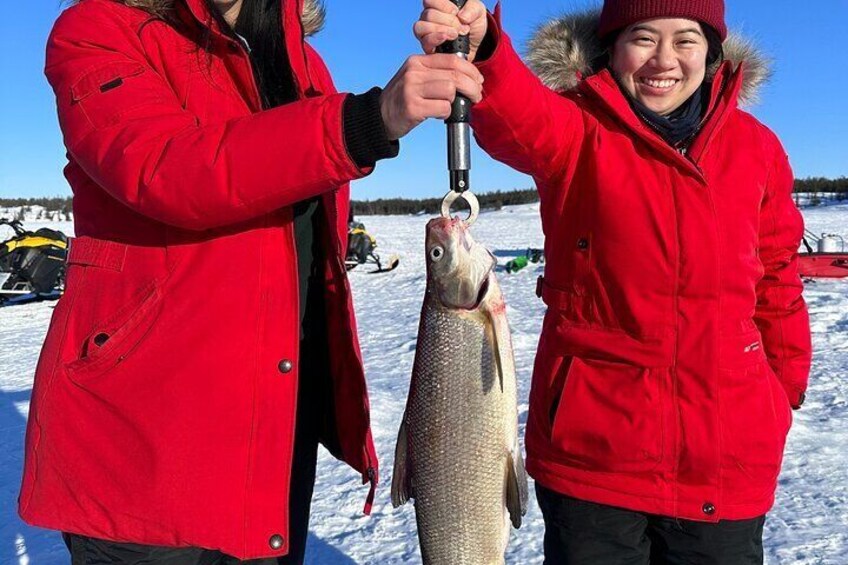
[437, 0, 479, 226]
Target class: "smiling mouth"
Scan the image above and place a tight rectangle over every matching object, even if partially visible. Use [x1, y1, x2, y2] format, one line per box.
[639, 77, 680, 90]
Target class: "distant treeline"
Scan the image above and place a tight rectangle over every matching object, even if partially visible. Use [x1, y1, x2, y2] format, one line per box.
[794, 177, 848, 194]
[0, 197, 73, 221]
[351, 189, 539, 216]
[0, 196, 73, 212]
[2, 177, 846, 217]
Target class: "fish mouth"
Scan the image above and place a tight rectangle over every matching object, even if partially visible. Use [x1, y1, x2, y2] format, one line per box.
[469, 275, 491, 310]
[464, 263, 495, 310]
[437, 266, 493, 311]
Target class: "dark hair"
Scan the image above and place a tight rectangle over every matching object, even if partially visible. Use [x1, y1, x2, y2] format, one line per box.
[230, 0, 297, 108]
[702, 24, 724, 66]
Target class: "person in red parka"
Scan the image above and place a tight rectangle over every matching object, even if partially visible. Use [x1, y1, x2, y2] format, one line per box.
[18, 0, 485, 563]
[416, 0, 812, 562]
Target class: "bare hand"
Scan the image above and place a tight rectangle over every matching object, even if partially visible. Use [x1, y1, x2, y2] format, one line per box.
[379, 54, 484, 141]
[414, 0, 488, 62]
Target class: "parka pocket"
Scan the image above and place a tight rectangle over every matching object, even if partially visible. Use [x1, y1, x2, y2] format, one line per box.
[70, 60, 152, 129]
[64, 280, 163, 384]
[550, 356, 665, 473]
[719, 359, 789, 483]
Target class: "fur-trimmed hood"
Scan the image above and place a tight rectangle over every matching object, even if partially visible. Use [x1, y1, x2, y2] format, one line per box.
[526, 9, 770, 106]
[110, 0, 326, 36]
[299, 0, 325, 37]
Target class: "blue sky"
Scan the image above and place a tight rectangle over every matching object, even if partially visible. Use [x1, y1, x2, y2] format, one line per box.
[1, 0, 846, 200]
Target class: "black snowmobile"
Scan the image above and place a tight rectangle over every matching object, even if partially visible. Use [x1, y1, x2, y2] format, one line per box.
[346, 219, 399, 274]
[0, 218, 69, 306]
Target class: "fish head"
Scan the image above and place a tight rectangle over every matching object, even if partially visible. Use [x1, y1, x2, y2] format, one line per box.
[425, 216, 496, 310]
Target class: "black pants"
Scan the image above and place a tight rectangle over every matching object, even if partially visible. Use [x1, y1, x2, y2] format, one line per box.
[536, 484, 765, 565]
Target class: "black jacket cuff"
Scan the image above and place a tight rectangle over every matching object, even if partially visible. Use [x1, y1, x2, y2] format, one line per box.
[343, 87, 399, 168]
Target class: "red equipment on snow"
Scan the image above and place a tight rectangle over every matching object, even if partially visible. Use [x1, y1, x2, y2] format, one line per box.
[798, 230, 848, 279]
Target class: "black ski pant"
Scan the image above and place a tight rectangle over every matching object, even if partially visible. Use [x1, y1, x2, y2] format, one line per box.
[536, 484, 766, 565]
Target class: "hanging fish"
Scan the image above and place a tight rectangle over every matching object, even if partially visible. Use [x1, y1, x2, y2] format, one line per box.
[392, 216, 528, 565]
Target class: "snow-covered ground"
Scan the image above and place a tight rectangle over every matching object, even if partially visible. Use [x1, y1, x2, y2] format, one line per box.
[1, 204, 846, 564]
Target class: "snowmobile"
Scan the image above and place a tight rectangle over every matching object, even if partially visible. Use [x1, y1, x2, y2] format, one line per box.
[0, 218, 69, 305]
[346, 220, 399, 274]
[798, 230, 848, 279]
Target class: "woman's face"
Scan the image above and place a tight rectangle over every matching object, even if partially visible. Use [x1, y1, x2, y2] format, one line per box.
[610, 18, 709, 115]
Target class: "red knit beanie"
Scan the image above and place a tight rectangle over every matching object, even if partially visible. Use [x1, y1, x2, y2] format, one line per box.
[598, 0, 727, 41]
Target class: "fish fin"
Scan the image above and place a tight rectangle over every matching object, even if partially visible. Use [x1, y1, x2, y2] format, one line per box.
[391, 419, 412, 508]
[506, 447, 529, 529]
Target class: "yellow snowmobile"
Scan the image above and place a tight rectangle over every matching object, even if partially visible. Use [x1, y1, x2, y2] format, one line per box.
[346, 220, 399, 274]
[0, 218, 68, 305]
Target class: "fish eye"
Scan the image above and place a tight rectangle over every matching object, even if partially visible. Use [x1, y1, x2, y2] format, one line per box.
[429, 246, 445, 262]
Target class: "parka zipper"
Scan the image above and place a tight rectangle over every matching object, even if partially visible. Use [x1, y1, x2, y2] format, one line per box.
[233, 35, 302, 545]
[232, 21, 377, 516]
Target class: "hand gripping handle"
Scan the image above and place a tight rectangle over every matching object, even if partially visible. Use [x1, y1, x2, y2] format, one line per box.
[435, 0, 471, 194]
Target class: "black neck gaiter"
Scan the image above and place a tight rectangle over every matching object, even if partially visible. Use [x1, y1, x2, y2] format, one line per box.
[627, 83, 708, 148]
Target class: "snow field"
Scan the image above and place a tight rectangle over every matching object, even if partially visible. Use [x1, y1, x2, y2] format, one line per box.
[0, 205, 845, 563]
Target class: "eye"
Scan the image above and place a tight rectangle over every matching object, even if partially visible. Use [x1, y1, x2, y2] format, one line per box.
[429, 246, 445, 262]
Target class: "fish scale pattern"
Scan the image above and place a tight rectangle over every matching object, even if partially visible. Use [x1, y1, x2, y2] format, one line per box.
[405, 296, 514, 565]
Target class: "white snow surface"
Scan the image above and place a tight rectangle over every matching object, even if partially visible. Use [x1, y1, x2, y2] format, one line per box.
[1, 204, 846, 564]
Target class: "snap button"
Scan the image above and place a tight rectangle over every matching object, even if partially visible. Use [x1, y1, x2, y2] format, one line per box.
[269, 534, 284, 550]
[577, 238, 589, 250]
[702, 502, 716, 516]
[93, 333, 110, 347]
[278, 359, 293, 374]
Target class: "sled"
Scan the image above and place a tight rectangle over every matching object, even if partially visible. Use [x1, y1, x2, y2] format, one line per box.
[798, 253, 848, 279]
[799, 230, 848, 279]
[346, 253, 400, 274]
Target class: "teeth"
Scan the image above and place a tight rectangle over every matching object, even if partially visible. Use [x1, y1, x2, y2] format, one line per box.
[642, 78, 678, 89]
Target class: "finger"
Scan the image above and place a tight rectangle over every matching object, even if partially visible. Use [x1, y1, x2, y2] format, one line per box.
[420, 8, 466, 34]
[457, 1, 486, 25]
[418, 99, 453, 120]
[414, 66, 478, 89]
[418, 80, 456, 101]
[414, 21, 458, 45]
[418, 54, 484, 82]
[417, 69, 482, 103]
[421, 32, 465, 54]
[454, 57, 486, 85]
[414, 20, 458, 40]
[422, 0, 460, 15]
[453, 73, 483, 103]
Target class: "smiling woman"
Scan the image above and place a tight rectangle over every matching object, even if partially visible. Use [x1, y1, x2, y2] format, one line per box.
[415, 0, 812, 563]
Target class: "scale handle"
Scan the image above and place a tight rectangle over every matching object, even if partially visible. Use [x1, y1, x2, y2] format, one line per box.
[435, 0, 471, 194]
[435, 0, 470, 126]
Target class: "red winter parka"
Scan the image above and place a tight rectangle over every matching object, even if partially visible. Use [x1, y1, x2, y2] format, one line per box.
[472, 8, 812, 522]
[19, 0, 378, 559]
